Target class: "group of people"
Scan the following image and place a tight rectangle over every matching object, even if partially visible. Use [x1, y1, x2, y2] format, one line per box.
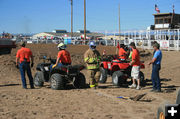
[15, 41, 162, 92]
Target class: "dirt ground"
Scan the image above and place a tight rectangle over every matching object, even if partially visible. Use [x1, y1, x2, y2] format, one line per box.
[0, 44, 179, 119]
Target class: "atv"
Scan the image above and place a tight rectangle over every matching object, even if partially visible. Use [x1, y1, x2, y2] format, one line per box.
[99, 55, 145, 87]
[34, 56, 86, 90]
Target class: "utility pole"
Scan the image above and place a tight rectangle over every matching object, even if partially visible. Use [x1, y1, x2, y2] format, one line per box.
[119, 3, 121, 41]
[70, 0, 73, 38]
[84, 0, 86, 41]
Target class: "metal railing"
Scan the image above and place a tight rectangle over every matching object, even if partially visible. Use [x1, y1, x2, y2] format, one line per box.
[16, 29, 180, 51]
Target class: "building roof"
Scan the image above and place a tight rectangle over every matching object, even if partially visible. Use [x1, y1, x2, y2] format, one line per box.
[43, 32, 104, 37]
[153, 12, 180, 16]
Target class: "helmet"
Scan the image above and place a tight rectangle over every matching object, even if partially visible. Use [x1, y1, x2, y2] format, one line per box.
[57, 43, 66, 50]
[89, 41, 96, 50]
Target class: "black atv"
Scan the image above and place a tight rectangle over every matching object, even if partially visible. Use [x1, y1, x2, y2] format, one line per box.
[34, 56, 86, 90]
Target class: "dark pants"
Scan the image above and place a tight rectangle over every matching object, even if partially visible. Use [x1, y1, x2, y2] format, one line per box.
[151, 64, 161, 91]
[19, 62, 34, 88]
[50, 63, 63, 71]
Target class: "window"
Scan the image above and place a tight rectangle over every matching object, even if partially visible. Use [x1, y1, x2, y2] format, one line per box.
[159, 19, 163, 24]
[165, 18, 171, 23]
[155, 19, 158, 24]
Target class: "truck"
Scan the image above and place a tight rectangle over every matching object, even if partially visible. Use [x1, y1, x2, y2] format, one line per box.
[0, 33, 16, 54]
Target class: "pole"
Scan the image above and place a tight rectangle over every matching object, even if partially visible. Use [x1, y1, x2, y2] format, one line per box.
[84, 0, 86, 41]
[119, 3, 121, 41]
[71, 0, 73, 38]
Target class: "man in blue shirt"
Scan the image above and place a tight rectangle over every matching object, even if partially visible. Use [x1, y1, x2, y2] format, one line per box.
[149, 43, 162, 92]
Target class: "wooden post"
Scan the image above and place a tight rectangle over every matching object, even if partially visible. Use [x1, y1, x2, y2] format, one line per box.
[71, 0, 73, 38]
[84, 0, 86, 41]
[119, 3, 121, 41]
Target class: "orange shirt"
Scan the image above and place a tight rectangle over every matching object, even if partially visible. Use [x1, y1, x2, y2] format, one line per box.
[16, 47, 32, 63]
[57, 50, 72, 64]
[119, 48, 127, 59]
[132, 49, 140, 66]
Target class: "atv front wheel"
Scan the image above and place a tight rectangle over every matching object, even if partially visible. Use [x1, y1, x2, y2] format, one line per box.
[50, 73, 65, 90]
[99, 67, 108, 83]
[112, 71, 124, 86]
[34, 71, 44, 87]
[73, 73, 86, 89]
[157, 101, 170, 119]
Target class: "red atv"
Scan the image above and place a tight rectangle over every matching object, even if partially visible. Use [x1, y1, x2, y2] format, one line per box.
[99, 55, 145, 86]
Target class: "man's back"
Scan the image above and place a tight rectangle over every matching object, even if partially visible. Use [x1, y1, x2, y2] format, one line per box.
[16, 47, 32, 63]
[119, 48, 127, 59]
[58, 50, 71, 64]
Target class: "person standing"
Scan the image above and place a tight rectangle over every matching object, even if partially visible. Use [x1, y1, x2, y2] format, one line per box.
[149, 43, 162, 92]
[84, 41, 101, 89]
[16, 42, 34, 89]
[128, 42, 141, 90]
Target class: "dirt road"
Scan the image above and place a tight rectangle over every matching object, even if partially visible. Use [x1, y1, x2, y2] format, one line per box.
[0, 44, 179, 119]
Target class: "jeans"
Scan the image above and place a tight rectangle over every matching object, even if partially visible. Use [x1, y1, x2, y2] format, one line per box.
[19, 62, 34, 88]
[50, 63, 63, 71]
[151, 64, 161, 91]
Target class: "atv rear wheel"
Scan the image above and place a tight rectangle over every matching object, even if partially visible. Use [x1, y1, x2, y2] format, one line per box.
[50, 73, 65, 90]
[139, 71, 146, 86]
[34, 71, 44, 87]
[73, 73, 86, 89]
[112, 71, 124, 86]
[176, 88, 180, 104]
[157, 101, 170, 119]
[99, 67, 107, 83]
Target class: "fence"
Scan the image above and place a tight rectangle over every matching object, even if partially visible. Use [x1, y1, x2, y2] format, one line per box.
[20, 29, 180, 51]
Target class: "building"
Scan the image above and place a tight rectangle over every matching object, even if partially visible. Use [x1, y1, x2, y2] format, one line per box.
[77, 30, 91, 33]
[153, 13, 180, 30]
[52, 30, 67, 33]
[32, 30, 104, 40]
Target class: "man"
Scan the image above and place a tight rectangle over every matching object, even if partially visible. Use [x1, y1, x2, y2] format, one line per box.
[149, 43, 162, 92]
[16, 42, 34, 89]
[128, 42, 141, 90]
[84, 41, 101, 89]
[52, 43, 71, 69]
[117, 43, 127, 60]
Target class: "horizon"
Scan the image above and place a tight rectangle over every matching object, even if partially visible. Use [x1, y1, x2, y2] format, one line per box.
[0, 0, 180, 34]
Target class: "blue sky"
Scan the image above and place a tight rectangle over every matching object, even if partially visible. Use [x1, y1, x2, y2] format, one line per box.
[0, 0, 179, 34]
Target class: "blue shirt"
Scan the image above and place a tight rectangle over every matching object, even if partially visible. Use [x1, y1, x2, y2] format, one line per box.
[153, 50, 162, 65]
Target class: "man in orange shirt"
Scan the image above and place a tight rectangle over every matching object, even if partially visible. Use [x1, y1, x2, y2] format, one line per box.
[16, 42, 34, 89]
[116, 43, 127, 60]
[52, 43, 71, 69]
[128, 42, 141, 90]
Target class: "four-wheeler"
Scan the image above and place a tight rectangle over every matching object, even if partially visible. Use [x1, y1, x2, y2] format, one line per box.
[34, 56, 86, 90]
[99, 55, 145, 86]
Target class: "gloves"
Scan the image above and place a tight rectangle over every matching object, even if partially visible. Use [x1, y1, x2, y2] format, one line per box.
[52, 64, 57, 69]
[16, 64, 19, 69]
[31, 63, 34, 68]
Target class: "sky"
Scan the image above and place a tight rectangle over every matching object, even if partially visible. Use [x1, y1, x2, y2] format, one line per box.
[0, 0, 180, 34]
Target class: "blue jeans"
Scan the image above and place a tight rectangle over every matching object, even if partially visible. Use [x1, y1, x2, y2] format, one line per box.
[19, 62, 34, 88]
[151, 64, 161, 91]
[50, 63, 63, 71]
